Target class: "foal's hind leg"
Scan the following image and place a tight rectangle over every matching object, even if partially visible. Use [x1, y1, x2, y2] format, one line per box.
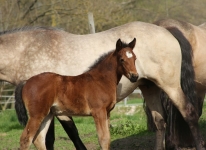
[20, 117, 43, 150]
[33, 113, 54, 150]
[139, 84, 166, 150]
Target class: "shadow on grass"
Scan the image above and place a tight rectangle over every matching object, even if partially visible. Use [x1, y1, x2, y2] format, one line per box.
[111, 119, 206, 150]
[111, 130, 155, 150]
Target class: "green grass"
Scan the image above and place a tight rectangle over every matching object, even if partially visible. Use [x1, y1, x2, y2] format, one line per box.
[0, 103, 149, 150]
[0, 101, 205, 150]
[116, 98, 143, 105]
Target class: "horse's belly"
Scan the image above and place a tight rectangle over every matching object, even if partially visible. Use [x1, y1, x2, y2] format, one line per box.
[194, 60, 206, 87]
[195, 71, 206, 88]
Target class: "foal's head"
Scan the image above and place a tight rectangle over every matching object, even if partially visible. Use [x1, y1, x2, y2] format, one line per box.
[115, 38, 138, 82]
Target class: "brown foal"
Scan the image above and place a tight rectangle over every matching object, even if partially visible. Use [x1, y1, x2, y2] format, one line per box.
[15, 38, 138, 150]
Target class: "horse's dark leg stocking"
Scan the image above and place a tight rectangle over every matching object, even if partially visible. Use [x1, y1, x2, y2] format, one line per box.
[57, 116, 87, 150]
[45, 118, 55, 150]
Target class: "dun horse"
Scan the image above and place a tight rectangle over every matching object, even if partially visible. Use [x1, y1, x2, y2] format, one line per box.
[147, 18, 206, 149]
[15, 39, 138, 150]
[0, 21, 204, 149]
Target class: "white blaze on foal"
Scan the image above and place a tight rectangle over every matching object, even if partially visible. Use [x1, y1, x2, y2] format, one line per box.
[126, 51, 133, 58]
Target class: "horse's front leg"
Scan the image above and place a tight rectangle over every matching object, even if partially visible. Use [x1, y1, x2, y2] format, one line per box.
[56, 116, 87, 150]
[139, 84, 166, 150]
[92, 109, 110, 150]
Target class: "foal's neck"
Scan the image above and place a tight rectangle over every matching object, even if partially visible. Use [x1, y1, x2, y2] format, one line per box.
[87, 52, 122, 86]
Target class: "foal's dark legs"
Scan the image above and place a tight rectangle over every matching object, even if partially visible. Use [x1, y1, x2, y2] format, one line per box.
[45, 117, 86, 150]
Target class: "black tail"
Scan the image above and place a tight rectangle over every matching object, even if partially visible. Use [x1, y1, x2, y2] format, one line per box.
[144, 27, 197, 148]
[15, 82, 28, 126]
[167, 27, 196, 104]
[163, 27, 197, 148]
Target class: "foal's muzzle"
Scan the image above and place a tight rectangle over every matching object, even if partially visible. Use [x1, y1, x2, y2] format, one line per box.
[129, 73, 138, 83]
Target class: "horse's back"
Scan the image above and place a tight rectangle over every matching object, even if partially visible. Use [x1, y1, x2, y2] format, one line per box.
[0, 21, 182, 90]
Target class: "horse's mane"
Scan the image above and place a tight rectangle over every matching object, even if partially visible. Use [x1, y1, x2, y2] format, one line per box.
[86, 41, 130, 72]
[0, 26, 62, 36]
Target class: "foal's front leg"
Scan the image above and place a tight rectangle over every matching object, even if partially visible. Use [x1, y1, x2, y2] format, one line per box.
[92, 109, 110, 150]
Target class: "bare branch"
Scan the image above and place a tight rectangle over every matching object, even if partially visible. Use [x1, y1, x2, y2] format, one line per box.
[22, 0, 37, 19]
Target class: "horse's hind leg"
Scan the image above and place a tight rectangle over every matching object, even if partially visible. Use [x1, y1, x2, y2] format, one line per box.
[163, 86, 205, 150]
[57, 116, 87, 150]
[20, 118, 43, 150]
[139, 84, 166, 150]
[33, 113, 54, 150]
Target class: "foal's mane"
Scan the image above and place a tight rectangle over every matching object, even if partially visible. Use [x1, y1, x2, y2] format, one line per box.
[86, 41, 130, 72]
[87, 51, 113, 71]
[0, 26, 62, 36]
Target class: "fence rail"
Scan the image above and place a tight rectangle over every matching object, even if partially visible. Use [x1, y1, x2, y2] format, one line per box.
[123, 89, 142, 105]
[0, 83, 15, 110]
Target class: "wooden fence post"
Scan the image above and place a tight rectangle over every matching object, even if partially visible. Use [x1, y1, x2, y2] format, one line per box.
[88, 12, 95, 34]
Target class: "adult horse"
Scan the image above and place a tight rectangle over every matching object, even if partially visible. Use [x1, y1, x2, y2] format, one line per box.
[0, 22, 204, 149]
[15, 39, 138, 150]
[148, 18, 206, 149]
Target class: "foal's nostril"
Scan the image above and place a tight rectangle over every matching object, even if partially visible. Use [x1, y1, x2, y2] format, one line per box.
[130, 73, 138, 82]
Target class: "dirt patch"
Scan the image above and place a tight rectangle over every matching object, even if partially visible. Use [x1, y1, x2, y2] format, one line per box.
[85, 143, 98, 150]
[0, 133, 7, 136]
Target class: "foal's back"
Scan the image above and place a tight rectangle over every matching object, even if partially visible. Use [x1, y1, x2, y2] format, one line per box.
[23, 72, 92, 116]
[23, 71, 113, 116]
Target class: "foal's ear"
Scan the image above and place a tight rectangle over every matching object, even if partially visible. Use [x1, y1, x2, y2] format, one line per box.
[128, 38, 136, 49]
[116, 39, 122, 52]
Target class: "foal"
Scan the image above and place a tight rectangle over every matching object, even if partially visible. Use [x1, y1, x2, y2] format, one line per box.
[15, 38, 138, 150]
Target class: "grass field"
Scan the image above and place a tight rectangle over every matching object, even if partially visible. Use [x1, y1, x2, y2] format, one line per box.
[0, 99, 205, 150]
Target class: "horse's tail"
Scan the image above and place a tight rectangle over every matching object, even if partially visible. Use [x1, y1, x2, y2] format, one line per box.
[167, 27, 196, 104]
[162, 27, 196, 148]
[144, 27, 197, 148]
[15, 82, 28, 126]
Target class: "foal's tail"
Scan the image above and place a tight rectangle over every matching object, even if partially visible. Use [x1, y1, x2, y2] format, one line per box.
[15, 82, 28, 126]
